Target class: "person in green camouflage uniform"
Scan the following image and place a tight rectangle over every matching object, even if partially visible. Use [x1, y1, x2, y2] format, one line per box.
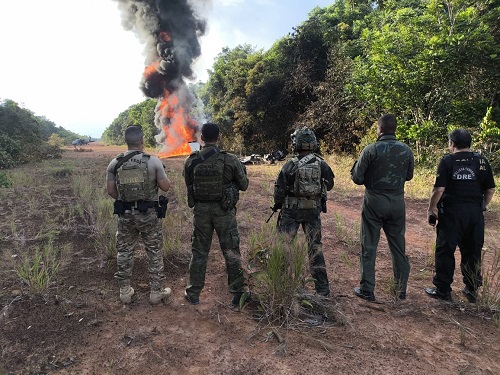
[273, 127, 334, 297]
[351, 114, 414, 302]
[106, 126, 172, 305]
[183, 123, 249, 306]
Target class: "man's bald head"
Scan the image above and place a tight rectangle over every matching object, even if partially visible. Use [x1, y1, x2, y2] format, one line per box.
[125, 126, 143, 148]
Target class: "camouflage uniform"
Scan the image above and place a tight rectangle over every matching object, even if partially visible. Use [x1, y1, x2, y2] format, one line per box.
[274, 153, 334, 296]
[107, 152, 167, 292]
[351, 134, 414, 294]
[183, 145, 249, 300]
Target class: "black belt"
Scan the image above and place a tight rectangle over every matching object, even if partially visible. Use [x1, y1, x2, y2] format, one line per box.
[122, 201, 157, 210]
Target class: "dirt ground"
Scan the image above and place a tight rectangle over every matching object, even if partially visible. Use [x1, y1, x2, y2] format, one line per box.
[1, 142, 499, 375]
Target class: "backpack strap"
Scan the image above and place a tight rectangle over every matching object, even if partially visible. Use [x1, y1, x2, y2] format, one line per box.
[113, 151, 141, 174]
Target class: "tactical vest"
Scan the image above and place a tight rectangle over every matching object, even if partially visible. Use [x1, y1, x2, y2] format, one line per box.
[192, 152, 226, 201]
[446, 152, 479, 181]
[441, 152, 483, 204]
[115, 153, 156, 202]
[292, 153, 322, 198]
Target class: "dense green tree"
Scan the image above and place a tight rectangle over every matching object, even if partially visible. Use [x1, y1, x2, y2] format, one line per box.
[109, 0, 500, 169]
[0, 99, 63, 168]
[202, 45, 263, 151]
[349, 0, 500, 161]
[102, 99, 158, 147]
[0, 99, 40, 145]
[128, 99, 157, 148]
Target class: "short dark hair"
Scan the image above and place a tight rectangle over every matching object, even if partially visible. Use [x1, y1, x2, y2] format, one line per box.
[378, 114, 397, 134]
[125, 126, 143, 147]
[201, 122, 220, 143]
[448, 128, 471, 149]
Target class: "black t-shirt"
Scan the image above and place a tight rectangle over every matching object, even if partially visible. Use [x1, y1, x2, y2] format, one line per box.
[434, 151, 495, 204]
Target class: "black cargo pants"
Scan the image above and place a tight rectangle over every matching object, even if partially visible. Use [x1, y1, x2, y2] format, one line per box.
[434, 203, 484, 292]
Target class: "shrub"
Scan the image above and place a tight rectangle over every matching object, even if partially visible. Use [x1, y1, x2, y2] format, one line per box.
[0, 171, 12, 187]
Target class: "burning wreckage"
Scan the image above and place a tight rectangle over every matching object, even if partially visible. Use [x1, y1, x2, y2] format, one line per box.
[240, 150, 286, 165]
[114, 1, 284, 161]
[114, 0, 207, 157]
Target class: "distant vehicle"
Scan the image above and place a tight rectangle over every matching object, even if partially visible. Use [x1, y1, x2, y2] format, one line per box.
[72, 137, 94, 146]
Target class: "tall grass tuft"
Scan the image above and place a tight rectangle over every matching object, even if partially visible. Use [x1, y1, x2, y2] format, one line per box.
[16, 238, 65, 294]
[334, 213, 360, 252]
[162, 211, 191, 262]
[248, 225, 309, 327]
[0, 171, 11, 188]
[478, 244, 500, 314]
[94, 198, 117, 262]
[160, 168, 193, 261]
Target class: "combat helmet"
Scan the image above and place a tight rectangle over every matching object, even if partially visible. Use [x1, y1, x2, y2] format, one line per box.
[291, 127, 318, 152]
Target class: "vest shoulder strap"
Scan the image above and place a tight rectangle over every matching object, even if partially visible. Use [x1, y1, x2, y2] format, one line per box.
[291, 153, 315, 174]
[187, 147, 219, 176]
[113, 151, 141, 174]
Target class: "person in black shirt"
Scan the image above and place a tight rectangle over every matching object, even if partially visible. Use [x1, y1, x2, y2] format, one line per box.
[425, 129, 496, 302]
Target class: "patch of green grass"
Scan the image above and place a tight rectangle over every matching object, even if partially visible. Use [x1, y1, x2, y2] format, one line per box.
[94, 198, 117, 261]
[339, 252, 353, 267]
[0, 171, 11, 187]
[7, 169, 35, 188]
[162, 210, 191, 262]
[16, 239, 65, 294]
[334, 213, 360, 252]
[478, 242, 500, 314]
[383, 277, 404, 304]
[247, 225, 309, 326]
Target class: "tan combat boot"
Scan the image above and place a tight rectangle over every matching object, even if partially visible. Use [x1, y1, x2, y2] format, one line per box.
[150, 287, 172, 305]
[119, 280, 135, 304]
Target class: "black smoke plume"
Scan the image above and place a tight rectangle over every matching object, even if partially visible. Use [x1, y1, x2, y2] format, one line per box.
[113, 0, 207, 153]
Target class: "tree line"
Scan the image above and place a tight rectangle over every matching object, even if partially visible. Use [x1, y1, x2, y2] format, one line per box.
[0, 99, 81, 169]
[103, 0, 500, 172]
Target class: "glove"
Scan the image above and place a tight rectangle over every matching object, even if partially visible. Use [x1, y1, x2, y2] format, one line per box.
[272, 202, 282, 212]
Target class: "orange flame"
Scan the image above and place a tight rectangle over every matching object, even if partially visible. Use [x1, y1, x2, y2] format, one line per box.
[144, 61, 159, 79]
[156, 91, 197, 158]
[149, 31, 197, 158]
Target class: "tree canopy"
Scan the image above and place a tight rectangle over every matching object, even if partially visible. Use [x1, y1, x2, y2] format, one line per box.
[102, 0, 500, 171]
[0, 99, 81, 169]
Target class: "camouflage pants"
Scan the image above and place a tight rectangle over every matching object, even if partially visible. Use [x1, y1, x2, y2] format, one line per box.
[277, 208, 330, 295]
[359, 189, 410, 293]
[114, 210, 165, 291]
[185, 202, 244, 298]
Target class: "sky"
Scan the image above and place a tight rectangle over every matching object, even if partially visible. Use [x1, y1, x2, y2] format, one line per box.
[0, 0, 333, 138]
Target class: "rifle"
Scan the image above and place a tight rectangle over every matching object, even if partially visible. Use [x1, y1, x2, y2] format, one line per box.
[266, 203, 281, 223]
[266, 208, 276, 223]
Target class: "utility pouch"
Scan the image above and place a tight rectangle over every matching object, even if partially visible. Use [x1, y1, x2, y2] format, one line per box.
[221, 184, 239, 211]
[187, 185, 195, 208]
[156, 195, 168, 218]
[321, 197, 327, 213]
[137, 201, 149, 213]
[438, 200, 444, 214]
[113, 200, 125, 215]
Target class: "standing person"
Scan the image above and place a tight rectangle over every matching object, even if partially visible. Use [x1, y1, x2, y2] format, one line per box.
[351, 114, 414, 301]
[425, 129, 495, 303]
[106, 126, 172, 305]
[273, 127, 334, 297]
[183, 122, 249, 307]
